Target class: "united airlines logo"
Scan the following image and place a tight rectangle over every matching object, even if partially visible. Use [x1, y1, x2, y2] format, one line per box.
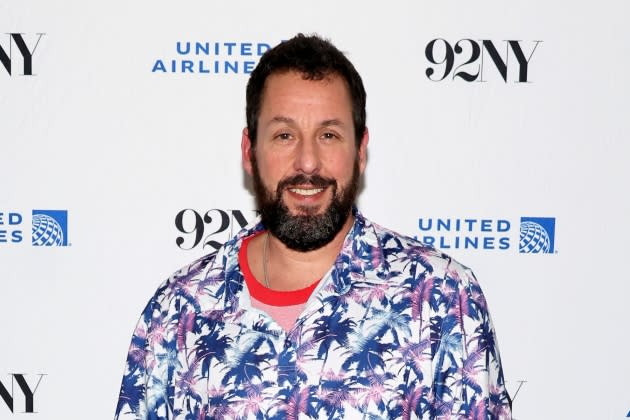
[417, 216, 557, 254]
[32, 210, 68, 247]
[0, 209, 69, 247]
[519, 217, 555, 254]
[152, 40, 275, 75]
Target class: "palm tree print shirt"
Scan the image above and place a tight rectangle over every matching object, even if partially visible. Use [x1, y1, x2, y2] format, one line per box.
[115, 209, 512, 419]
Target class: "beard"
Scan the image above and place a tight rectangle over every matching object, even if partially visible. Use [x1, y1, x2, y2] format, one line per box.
[251, 155, 360, 252]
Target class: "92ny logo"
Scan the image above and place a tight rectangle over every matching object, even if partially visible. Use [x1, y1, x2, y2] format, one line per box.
[0, 374, 45, 414]
[0, 33, 45, 76]
[175, 209, 257, 251]
[425, 39, 542, 82]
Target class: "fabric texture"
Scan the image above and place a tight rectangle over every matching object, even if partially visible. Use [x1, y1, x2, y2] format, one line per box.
[248, 297, 307, 333]
[115, 209, 512, 419]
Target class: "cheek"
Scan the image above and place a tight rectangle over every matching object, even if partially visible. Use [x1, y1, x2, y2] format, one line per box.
[325, 153, 357, 179]
[256, 154, 291, 187]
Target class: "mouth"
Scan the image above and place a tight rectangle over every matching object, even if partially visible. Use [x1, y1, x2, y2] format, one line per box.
[288, 187, 325, 196]
[284, 185, 330, 209]
[277, 175, 336, 208]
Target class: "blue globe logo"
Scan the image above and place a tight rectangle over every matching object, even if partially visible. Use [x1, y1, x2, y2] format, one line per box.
[32, 214, 65, 246]
[519, 221, 551, 253]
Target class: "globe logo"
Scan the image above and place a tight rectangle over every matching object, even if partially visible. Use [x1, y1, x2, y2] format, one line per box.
[32, 213, 65, 246]
[519, 221, 551, 253]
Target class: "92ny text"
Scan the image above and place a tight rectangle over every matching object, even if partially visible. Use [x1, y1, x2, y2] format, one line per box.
[0, 33, 45, 76]
[0, 374, 45, 414]
[175, 209, 257, 250]
[425, 39, 542, 83]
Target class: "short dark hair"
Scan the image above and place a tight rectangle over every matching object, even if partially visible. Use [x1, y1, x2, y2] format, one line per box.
[246, 33, 366, 147]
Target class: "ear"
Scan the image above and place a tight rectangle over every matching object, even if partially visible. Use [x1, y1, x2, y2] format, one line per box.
[242, 128, 254, 176]
[358, 128, 369, 174]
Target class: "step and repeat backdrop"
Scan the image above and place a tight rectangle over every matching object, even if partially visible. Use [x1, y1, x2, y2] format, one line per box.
[2, 1, 629, 419]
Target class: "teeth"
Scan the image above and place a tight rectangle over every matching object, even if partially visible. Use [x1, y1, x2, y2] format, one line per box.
[289, 188, 324, 196]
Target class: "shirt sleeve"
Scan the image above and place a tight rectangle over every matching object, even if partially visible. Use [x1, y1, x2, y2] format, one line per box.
[114, 297, 158, 420]
[433, 267, 513, 419]
[113, 254, 218, 420]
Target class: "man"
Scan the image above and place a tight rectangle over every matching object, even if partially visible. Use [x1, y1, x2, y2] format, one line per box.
[115, 34, 512, 419]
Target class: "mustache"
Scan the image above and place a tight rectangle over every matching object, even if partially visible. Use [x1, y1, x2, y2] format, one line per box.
[277, 174, 337, 191]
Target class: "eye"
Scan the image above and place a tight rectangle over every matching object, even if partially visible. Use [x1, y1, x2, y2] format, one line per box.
[321, 132, 339, 141]
[274, 132, 292, 141]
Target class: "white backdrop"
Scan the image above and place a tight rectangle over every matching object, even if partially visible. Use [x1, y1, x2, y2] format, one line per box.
[2, 1, 629, 419]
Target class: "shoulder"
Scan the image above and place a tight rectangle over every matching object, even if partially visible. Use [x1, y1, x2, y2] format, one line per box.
[372, 221, 492, 323]
[159, 251, 220, 298]
[365, 218, 479, 290]
[144, 217, 265, 317]
[140, 251, 222, 317]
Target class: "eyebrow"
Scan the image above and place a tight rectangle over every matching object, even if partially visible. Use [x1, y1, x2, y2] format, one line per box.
[266, 116, 346, 128]
[267, 116, 294, 126]
[321, 119, 345, 128]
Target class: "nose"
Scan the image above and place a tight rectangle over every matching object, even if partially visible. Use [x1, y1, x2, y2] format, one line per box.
[293, 138, 321, 174]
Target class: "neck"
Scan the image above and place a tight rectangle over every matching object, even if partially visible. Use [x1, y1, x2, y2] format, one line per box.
[250, 213, 355, 291]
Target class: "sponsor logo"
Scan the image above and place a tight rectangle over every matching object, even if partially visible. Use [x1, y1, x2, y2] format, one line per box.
[0, 212, 23, 244]
[0, 373, 46, 414]
[417, 216, 556, 253]
[519, 217, 555, 254]
[31, 210, 68, 247]
[152, 40, 275, 75]
[175, 209, 257, 251]
[0, 33, 45, 76]
[425, 38, 542, 83]
[0, 210, 69, 247]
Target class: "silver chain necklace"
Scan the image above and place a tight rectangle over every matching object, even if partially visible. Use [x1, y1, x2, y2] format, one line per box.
[262, 231, 271, 288]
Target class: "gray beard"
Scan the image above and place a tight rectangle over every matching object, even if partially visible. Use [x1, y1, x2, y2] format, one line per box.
[251, 156, 359, 252]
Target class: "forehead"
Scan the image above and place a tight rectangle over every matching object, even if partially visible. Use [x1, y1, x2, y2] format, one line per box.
[259, 71, 353, 119]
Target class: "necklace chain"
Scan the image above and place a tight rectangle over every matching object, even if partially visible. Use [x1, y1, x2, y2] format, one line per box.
[262, 232, 271, 288]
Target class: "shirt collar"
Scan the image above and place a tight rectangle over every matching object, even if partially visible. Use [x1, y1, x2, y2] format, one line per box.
[220, 207, 387, 299]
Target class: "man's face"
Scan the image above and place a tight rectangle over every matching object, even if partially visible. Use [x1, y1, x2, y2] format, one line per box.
[242, 71, 368, 251]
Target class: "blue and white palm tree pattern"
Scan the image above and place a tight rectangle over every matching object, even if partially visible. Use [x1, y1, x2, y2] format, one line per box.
[115, 209, 511, 419]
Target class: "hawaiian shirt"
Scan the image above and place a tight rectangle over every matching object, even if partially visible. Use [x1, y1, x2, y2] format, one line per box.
[115, 209, 512, 419]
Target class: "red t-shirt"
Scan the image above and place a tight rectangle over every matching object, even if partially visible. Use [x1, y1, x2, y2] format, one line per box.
[239, 233, 320, 331]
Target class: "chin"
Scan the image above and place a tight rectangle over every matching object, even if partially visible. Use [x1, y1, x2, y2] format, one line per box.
[290, 204, 325, 217]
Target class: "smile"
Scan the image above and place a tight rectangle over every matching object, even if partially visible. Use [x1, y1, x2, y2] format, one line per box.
[288, 187, 324, 196]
